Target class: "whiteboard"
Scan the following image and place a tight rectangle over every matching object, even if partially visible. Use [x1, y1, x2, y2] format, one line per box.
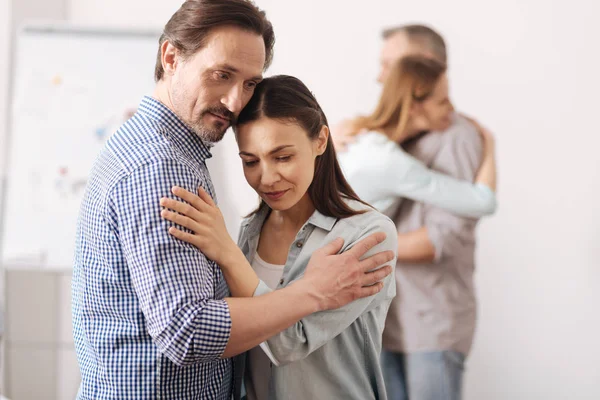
[1, 24, 160, 268]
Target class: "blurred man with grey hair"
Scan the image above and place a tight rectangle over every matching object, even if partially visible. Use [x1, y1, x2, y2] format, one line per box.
[334, 24, 497, 400]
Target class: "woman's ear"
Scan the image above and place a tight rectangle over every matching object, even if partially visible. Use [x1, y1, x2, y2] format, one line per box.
[315, 125, 329, 155]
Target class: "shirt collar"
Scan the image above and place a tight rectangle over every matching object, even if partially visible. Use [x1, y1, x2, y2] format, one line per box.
[137, 95, 212, 162]
[306, 209, 337, 231]
[243, 202, 338, 237]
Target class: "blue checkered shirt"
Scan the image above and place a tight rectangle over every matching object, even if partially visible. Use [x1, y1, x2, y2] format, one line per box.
[72, 96, 233, 399]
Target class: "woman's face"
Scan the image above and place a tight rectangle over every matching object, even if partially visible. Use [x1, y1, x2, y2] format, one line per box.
[412, 73, 455, 132]
[236, 117, 328, 211]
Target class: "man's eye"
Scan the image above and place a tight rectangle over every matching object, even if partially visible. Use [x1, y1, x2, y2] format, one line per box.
[244, 81, 257, 90]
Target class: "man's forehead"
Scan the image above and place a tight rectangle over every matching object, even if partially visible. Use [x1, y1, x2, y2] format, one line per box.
[382, 32, 411, 59]
[203, 27, 266, 73]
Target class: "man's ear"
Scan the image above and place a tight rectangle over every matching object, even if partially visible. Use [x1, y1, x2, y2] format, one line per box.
[161, 40, 180, 77]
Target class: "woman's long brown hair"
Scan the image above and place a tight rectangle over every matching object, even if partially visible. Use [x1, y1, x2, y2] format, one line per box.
[235, 75, 369, 219]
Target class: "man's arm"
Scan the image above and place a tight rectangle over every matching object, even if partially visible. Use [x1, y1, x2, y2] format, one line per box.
[221, 227, 394, 358]
[396, 227, 436, 263]
[115, 160, 394, 363]
[113, 160, 233, 366]
[235, 218, 398, 365]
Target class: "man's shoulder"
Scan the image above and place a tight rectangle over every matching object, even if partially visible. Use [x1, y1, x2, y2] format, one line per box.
[108, 113, 207, 181]
[440, 114, 482, 147]
[108, 117, 173, 167]
[430, 114, 484, 177]
[102, 133, 203, 205]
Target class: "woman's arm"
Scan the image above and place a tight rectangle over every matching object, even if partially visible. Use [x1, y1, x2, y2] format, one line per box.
[160, 186, 260, 297]
[350, 136, 497, 218]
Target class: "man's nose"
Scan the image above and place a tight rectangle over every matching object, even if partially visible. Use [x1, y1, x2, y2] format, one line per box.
[221, 83, 244, 115]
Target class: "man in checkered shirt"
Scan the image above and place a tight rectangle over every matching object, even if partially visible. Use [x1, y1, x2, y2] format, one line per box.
[71, 1, 394, 399]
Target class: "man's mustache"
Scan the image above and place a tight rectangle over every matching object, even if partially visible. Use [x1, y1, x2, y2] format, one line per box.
[204, 107, 236, 124]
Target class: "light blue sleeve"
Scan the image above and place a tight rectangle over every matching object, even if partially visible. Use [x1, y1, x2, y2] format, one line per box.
[342, 134, 496, 218]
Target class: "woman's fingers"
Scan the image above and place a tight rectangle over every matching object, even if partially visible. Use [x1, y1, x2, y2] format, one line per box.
[171, 186, 212, 212]
[161, 209, 203, 232]
[167, 226, 199, 246]
[196, 186, 217, 207]
[160, 197, 203, 221]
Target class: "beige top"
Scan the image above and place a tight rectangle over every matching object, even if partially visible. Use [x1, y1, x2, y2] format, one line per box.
[383, 115, 484, 356]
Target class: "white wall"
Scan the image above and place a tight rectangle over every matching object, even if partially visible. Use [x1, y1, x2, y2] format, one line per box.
[1, 0, 68, 327]
[0, 0, 12, 225]
[63, 0, 600, 399]
[0, 0, 11, 383]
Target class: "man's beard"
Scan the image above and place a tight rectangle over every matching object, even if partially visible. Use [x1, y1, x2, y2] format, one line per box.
[171, 87, 236, 143]
[187, 106, 236, 143]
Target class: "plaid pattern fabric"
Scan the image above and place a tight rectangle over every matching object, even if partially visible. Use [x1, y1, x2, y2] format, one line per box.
[72, 96, 233, 399]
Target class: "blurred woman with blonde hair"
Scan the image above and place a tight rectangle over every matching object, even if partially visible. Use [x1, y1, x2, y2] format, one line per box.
[337, 56, 497, 218]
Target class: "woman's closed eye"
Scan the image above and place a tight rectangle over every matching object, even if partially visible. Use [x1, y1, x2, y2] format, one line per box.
[243, 159, 259, 167]
[275, 155, 292, 162]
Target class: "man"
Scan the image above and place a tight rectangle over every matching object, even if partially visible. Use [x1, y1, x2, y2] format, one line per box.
[71, 1, 393, 399]
[381, 25, 495, 400]
[334, 25, 496, 400]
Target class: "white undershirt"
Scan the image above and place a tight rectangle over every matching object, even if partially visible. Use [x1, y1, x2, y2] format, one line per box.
[245, 252, 285, 400]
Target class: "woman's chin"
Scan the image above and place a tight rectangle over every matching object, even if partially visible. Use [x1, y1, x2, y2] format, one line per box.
[264, 202, 292, 211]
[261, 197, 295, 212]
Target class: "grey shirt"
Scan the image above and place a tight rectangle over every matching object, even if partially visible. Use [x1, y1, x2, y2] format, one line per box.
[234, 201, 397, 400]
[383, 115, 483, 356]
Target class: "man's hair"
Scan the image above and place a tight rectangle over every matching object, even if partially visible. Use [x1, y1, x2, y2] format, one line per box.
[154, 0, 275, 81]
[382, 24, 447, 64]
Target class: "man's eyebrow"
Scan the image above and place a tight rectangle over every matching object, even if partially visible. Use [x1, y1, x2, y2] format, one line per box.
[216, 64, 263, 81]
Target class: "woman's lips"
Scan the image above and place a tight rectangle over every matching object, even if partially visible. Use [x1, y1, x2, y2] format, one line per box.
[263, 189, 289, 201]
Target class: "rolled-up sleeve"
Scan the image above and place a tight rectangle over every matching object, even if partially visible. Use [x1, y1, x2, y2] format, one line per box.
[252, 217, 398, 366]
[111, 159, 231, 366]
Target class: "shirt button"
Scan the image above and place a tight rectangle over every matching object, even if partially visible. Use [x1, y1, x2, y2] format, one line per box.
[296, 241, 304, 248]
[279, 278, 284, 285]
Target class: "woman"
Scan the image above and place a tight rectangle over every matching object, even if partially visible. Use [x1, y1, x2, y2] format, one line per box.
[336, 56, 497, 400]
[336, 55, 497, 219]
[160, 75, 398, 400]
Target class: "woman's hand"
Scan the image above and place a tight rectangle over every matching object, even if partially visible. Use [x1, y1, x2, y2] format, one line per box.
[331, 119, 364, 151]
[461, 114, 497, 192]
[160, 186, 238, 265]
[461, 114, 495, 153]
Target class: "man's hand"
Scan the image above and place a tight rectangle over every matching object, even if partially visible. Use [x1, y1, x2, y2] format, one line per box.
[301, 232, 394, 311]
